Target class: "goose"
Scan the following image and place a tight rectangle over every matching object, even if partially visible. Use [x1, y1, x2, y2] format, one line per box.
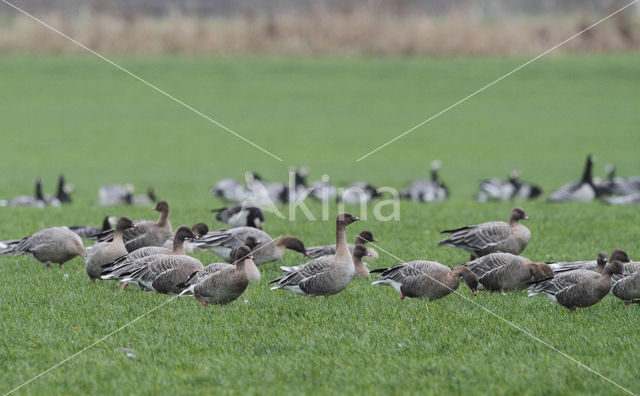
[269, 213, 359, 296]
[603, 192, 640, 206]
[194, 227, 306, 265]
[1, 178, 46, 208]
[529, 261, 624, 309]
[310, 179, 337, 202]
[371, 262, 478, 300]
[0, 226, 86, 268]
[339, 182, 379, 204]
[547, 250, 628, 275]
[401, 160, 449, 203]
[438, 207, 530, 259]
[478, 261, 553, 295]
[211, 178, 252, 203]
[305, 230, 379, 260]
[476, 170, 542, 202]
[184, 244, 261, 286]
[132, 188, 157, 206]
[612, 268, 640, 305]
[548, 155, 597, 202]
[98, 184, 134, 206]
[85, 217, 135, 281]
[212, 205, 264, 229]
[70, 215, 116, 238]
[110, 253, 204, 293]
[44, 174, 73, 205]
[465, 252, 531, 280]
[161, 222, 209, 253]
[281, 243, 371, 278]
[179, 246, 252, 306]
[95, 201, 172, 252]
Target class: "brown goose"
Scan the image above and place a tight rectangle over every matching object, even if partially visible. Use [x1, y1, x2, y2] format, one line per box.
[115, 253, 204, 294]
[528, 261, 625, 309]
[179, 246, 252, 306]
[0, 226, 86, 268]
[371, 262, 478, 300]
[305, 230, 379, 260]
[478, 261, 554, 295]
[281, 243, 371, 278]
[85, 217, 135, 281]
[465, 252, 531, 281]
[612, 269, 640, 305]
[438, 207, 530, 259]
[95, 201, 172, 253]
[189, 240, 261, 283]
[548, 250, 628, 275]
[270, 213, 359, 296]
[161, 222, 209, 253]
[194, 226, 306, 265]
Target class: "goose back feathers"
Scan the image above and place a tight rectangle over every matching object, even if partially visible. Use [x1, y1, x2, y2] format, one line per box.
[0, 226, 86, 268]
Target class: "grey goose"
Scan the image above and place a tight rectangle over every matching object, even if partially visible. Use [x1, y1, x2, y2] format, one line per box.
[546, 250, 630, 275]
[438, 207, 530, 259]
[161, 223, 209, 253]
[305, 230, 379, 260]
[85, 217, 135, 280]
[270, 213, 359, 297]
[478, 261, 553, 295]
[0, 226, 86, 268]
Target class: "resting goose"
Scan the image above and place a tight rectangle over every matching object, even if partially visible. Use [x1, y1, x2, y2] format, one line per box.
[45, 174, 73, 205]
[95, 201, 172, 252]
[401, 160, 449, 203]
[528, 261, 624, 309]
[478, 261, 553, 295]
[547, 250, 628, 275]
[194, 227, 306, 265]
[548, 155, 596, 202]
[305, 230, 379, 260]
[161, 223, 209, 253]
[70, 215, 116, 238]
[98, 184, 134, 206]
[85, 217, 135, 280]
[2, 178, 45, 208]
[269, 213, 359, 297]
[212, 205, 264, 229]
[310, 179, 337, 202]
[179, 246, 252, 306]
[339, 182, 380, 204]
[0, 226, 86, 268]
[476, 170, 542, 202]
[604, 193, 640, 206]
[211, 178, 251, 203]
[371, 262, 478, 300]
[132, 188, 157, 206]
[438, 207, 530, 259]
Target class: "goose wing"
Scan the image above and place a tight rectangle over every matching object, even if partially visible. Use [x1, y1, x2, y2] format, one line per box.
[439, 221, 510, 252]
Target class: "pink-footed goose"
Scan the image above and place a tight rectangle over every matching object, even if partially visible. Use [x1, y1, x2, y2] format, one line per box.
[478, 261, 554, 295]
[270, 213, 359, 297]
[281, 244, 371, 278]
[94, 201, 172, 253]
[0, 226, 86, 268]
[194, 226, 306, 265]
[161, 223, 209, 253]
[371, 262, 478, 300]
[528, 261, 625, 309]
[547, 250, 628, 275]
[187, 239, 262, 283]
[85, 217, 135, 281]
[465, 252, 531, 280]
[438, 207, 530, 259]
[305, 230, 379, 260]
[179, 245, 252, 306]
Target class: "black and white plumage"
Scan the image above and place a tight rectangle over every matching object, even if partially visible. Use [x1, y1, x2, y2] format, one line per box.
[44, 174, 73, 205]
[310, 179, 337, 202]
[476, 170, 542, 202]
[548, 155, 597, 202]
[98, 184, 134, 206]
[438, 207, 531, 258]
[603, 193, 640, 205]
[528, 261, 625, 309]
[0, 179, 45, 208]
[69, 215, 116, 238]
[401, 160, 449, 203]
[212, 205, 264, 229]
[194, 227, 306, 265]
[270, 213, 359, 297]
[0, 226, 86, 268]
[339, 182, 380, 204]
[371, 262, 478, 300]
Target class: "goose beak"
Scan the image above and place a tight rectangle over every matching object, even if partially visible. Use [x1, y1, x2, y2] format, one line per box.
[622, 272, 627, 276]
[256, 240, 262, 245]
[304, 251, 309, 257]
[248, 255, 254, 260]
[524, 216, 529, 220]
[473, 289, 477, 296]
[372, 237, 379, 242]
[354, 216, 360, 221]
[194, 235, 199, 240]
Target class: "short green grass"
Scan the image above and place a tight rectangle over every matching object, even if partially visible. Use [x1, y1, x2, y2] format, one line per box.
[1, 54, 640, 395]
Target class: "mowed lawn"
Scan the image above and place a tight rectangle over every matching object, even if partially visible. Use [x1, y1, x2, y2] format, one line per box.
[1, 54, 640, 395]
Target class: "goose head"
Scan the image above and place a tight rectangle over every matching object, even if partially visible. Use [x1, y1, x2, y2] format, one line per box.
[604, 260, 625, 276]
[455, 265, 478, 296]
[191, 223, 209, 237]
[244, 236, 261, 250]
[153, 200, 169, 214]
[175, 226, 197, 242]
[115, 216, 136, 232]
[596, 251, 608, 267]
[353, 244, 370, 259]
[234, 245, 253, 263]
[337, 212, 360, 226]
[509, 207, 528, 223]
[528, 262, 554, 281]
[609, 249, 630, 263]
[276, 237, 307, 256]
[356, 230, 378, 244]
[247, 207, 265, 229]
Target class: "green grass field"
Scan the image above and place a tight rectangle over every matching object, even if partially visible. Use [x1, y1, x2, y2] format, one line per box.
[1, 54, 640, 395]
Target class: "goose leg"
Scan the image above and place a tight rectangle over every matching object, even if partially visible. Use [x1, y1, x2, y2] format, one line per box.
[59, 263, 63, 269]
[195, 295, 208, 307]
[400, 294, 405, 300]
[119, 282, 128, 292]
[46, 262, 51, 269]
[500, 290, 506, 297]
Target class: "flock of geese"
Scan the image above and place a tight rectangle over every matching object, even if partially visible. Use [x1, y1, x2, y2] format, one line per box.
[1, 201, 639, 310]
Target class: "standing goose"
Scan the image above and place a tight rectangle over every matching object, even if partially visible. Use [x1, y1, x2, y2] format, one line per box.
[269, 213, 359, 296]
[281, 243, 371, 278]
[371, 262, 478, 300]
[548, 155, 596, 202]
[612, 268, 640, 305]
[194, 227, 306, 265]
[438, 207, 530, 259]
[184, 239, 262, 283]
[478, 261, 554, 295]
[212, 205, 264, 229]
[339, 182, 380, 204]
[70, 215, 116, 238]
[0, 226, 86, 268]
[465, 252, 531, 281]
[112, 253, 204, 294]
[85, 217, 135, 281]
[305, 230, 379, 260]
[95, 201, 172, 252]
[179, 246, 252, 306]
[161, 223, 209, 253]
[401, 160, 449, 203]
[528, 261, 625, 309]
[547, 250, 628, 275]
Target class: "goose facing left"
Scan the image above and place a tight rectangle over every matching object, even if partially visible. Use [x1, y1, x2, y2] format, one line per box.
[0, 226, 86, 268]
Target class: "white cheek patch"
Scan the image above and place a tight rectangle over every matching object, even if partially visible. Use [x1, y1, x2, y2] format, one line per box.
[254, 218, 262, 228]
